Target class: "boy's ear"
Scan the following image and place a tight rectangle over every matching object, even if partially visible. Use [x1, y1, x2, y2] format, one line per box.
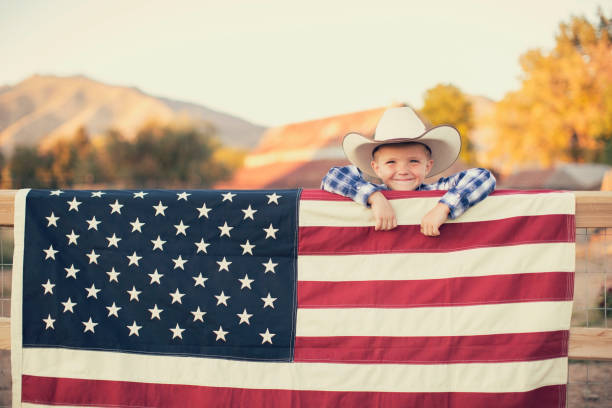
[426, 159, 433, 173]
[370, 160, 380, 177]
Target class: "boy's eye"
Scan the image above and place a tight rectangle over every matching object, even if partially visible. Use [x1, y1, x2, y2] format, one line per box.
[386, 160, 395, 164]
[410, 159, 420, 163]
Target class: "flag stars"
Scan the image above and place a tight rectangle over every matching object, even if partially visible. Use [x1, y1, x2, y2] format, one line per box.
[237, 309, 253, 325]
[106, 267, 120, 283]
[215, 291, 230, 306]
[193, 273, 208, 287]
[86, 249, 100, 264]
[217, 257, 232, 272]
[149, 304, 163, 320]
[177, 192, 191, 201]
[151, 235, 166, 251]
[106, 233, 121, 248]
[197, 203, 212, 218]
[86, 216, 101, 231]
[43, 314, 55, 330]
[260, 329, 276, 344]
[263, 258, 278, 274]
[91, 191, 105, 198]
[170, 324, 185, 339]
[241, 205, 257, 220]
[240, 240, 255, 255]
[153, 201, 168, 216]
[127, 251, 142, 266]
[170, 289, 185, 304]
[46, 212, 59, 227]
[221, 192, 236, 202]
[65, 264, 79, 279]
[191, 307, 206, 322]
[266, 193, 282, 205]
[41, 279, 55, 295]
[130, 217, 145, 233]
[261, 293, 277, 309]
[50, 189, 63, 196]
[61, 297, 77, 313]
[66, 230, 79, 245]
[109, 199, 124, 214]
[133, 191, 148, 199]
[264, 224, 279, 239]
[82, 317, 98, 333]
[148, 269, 164, 285]
[106, 302, 121, 318]
[172, 255, 188, 270]
[218, 222, 233, 237]
[174, 220, 190, 236]
[238, 274, 254, 290]
[127, 286, 142, 302]
[213, 326, 229, 342]
[127, 321, 143, 337]
[67, 197, 82, 212]
[85, 283, 101, 299]
[194, 238, 210, 254]
[43, 245, 58, 260]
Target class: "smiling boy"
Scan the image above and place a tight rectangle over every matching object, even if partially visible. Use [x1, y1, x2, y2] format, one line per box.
[321, 107, 495, 236]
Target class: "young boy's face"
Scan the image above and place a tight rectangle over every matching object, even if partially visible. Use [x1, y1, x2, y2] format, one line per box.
[370, 143, 433, 191]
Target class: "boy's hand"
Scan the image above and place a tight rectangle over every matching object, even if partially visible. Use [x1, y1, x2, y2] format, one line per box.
[420, 203, 450, 236]
[368, 192, 397, 231]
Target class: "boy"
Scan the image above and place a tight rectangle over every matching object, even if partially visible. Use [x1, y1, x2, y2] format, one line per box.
[321, 107, 495, 236]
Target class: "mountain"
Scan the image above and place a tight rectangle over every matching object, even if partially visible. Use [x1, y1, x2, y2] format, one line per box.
[0, 75, 265, 154]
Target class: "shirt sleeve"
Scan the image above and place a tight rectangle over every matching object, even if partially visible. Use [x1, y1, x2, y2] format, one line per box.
[321, 165, 384, 206]
[424, 168, 496, 219]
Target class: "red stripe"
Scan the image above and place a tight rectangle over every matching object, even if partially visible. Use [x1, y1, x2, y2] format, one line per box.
[294, 331, 568, 364]
[22, 375, 565, 408]
[299, 215, 573, 255]
[300, 189, 569, 201]
[298, 272, 573, 308]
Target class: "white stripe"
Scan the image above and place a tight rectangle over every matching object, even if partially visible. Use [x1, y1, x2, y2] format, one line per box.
[296, 301, 573, 337]
[298, 243, 575, 282]
[299, 192, 575, 227]
[21, 348, 567, 393]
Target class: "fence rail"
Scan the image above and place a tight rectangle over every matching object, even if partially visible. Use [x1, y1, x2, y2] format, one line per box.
[0, 190, 611, 361]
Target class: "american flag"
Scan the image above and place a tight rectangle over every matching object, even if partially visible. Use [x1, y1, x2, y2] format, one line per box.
[12, 189, 575, 407]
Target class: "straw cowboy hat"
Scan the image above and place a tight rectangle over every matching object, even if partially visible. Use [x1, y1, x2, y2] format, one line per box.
[342, 107, 461, 178]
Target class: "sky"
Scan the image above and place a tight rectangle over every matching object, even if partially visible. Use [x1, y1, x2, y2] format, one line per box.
[1, 0, 610, 127]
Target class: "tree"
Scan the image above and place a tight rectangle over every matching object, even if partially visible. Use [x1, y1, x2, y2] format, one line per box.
[420, 84, 476, 165]
[490, 10, 612, 171]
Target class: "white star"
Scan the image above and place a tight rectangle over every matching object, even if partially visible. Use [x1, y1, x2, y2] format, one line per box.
[127, 251, 142, 266]
[130, 217, 145, 233]
[259, 328, 276, 344]
[46, 212, 59, 227]
[263, 224, 279, 239]
[66, 230, 79, 245]
[127, 286, 141, 302]
[149, 304, 163, 320]
[237, 309, 253, 325]
[85, 283, 101, 299]
[170, 323, 185, 339]
[151, 235, 166, 251]
[127, 321, 142, 336]
[133, 191, 148, 199]
[174, 220, 190, 236]
[86, 249, 100, 264]
[109, 199, 124, 214]
[262, 258, 278, 274]
[213, 326, 229, 342]
[61, 297, 77, 313]
[261, 292, 277, 309]
[148, 269, 163, 284]
[170, 288, 185, 304]
[106, 233, 121, 248]
[216, 257, 232, 272]
[82, 317, 98, 333]
[43, 245, 58, 260]
[106, 302, 121, 317]
[86, 216, 101, 230]
[172, 255, 188, 270]
[218, 222, 233, 237]
[197, 203, 212, 218]
[240, 240, 255, 255]
[43, 314, 55, 330]
[241, 205, 257, 220]
[177, 192, 191, 201]
[65, 264, 79, 279]
[266, 193, 282, 204]
[41, 279, 55, 295]
[153, 201, 168, 216]
[91, 191, 105, 198]
[193, 273, 208, 287]
[67, 196, 82, 212]
[194, 238, 210, 254]
[238, 274, 254, 290]
[106, 267, 120, 282]
[215, 291, 230, 306]
[191, 307, 206, 322]
[221, 192, 236, 202]
[50, 189, 63, 196]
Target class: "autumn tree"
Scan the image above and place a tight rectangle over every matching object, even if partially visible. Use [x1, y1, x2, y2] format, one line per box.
[490, 10, 612, 171]
[420, 84, 476, 165]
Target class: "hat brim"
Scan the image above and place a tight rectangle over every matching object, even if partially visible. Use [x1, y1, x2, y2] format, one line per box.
[342, 125, 461, 179]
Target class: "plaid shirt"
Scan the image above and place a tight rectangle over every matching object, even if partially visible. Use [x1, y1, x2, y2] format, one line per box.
[321, 165, 496, 219]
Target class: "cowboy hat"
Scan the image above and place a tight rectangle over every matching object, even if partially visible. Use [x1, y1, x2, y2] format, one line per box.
[342, 107, 461, 178]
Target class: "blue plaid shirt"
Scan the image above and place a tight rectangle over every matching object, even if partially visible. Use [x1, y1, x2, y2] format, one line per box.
[321, 165, 496, 219]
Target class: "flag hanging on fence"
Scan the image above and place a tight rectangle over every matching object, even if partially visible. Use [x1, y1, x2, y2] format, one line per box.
[11, 188, 575, 407]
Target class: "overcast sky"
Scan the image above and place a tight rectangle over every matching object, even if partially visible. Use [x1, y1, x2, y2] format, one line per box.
[1, 0, 609, 126]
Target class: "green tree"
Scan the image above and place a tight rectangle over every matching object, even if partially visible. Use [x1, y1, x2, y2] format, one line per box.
[420, 84, 476, 165]
[8, 146, 53, 188]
